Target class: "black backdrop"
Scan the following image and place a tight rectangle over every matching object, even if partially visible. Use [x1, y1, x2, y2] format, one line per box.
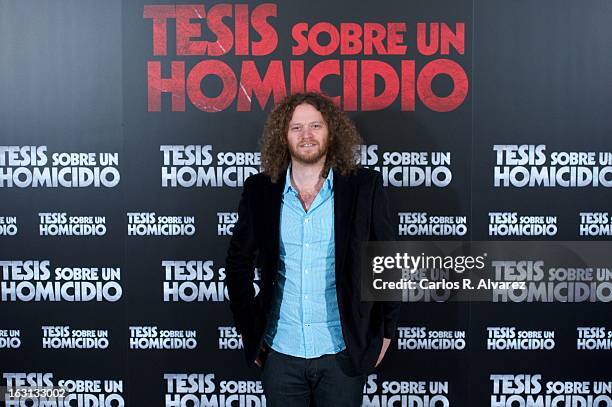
[1, 0, 611, 406]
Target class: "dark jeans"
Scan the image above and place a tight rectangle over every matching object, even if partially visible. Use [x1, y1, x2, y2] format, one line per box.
[261, 346, 367, 407]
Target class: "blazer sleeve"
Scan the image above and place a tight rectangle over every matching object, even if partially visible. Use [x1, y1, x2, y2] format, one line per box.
[370, 171, 402, 339]
[225, 176, 258, 336]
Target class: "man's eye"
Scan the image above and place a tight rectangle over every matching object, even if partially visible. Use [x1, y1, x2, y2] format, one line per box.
[290, 126, 301, 131]
[311, 124, 322, 129]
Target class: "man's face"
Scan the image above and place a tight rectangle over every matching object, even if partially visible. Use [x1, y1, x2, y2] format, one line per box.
[286, 103, 330, 165]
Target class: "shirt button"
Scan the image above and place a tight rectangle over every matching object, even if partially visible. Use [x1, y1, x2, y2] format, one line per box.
[305, 243, 309, 248]
[304, 295, 308, 299]
[304, 218, 309, 223]
[304, 269, 308, 274]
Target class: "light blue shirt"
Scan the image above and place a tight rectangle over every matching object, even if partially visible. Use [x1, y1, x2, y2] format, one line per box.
[264, 164, 346, 357]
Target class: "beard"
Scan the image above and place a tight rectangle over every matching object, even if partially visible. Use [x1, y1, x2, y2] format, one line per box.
[288, 139, 329, 165]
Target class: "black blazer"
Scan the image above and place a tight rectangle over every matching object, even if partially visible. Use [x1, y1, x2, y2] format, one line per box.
[225, 166, 402, 374]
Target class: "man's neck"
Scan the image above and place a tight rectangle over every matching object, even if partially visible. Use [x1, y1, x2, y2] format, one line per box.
[290, 158, 326, 191]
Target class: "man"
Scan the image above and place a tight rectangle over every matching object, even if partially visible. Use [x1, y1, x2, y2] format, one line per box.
[226, 92, 401, 406]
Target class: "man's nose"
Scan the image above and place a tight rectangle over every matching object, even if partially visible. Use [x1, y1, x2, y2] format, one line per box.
[304, 126, 316, 137]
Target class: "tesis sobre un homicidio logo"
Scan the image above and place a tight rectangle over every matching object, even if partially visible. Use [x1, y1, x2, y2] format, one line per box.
[0, 329, 20, 349]
[493, 145, 611, 187]
[490, 374, 611, 406]
[41, 326, 109, 350]
[0, 216, 18, 236]
[163, 260, 260, 302]
[1, 373, 125, 406]
[130, 326, 198, 350]
[39, 212, 107, 236]
[0, 146, 119, 188]
[0, 261, 122, 302]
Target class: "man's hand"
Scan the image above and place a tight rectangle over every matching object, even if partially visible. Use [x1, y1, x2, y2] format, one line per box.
[241, 334, 267, 368]
[254, 346, 265, 368]
[375, 338, 391, 368]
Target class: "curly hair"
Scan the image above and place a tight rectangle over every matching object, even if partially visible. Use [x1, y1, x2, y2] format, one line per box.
[260, 92, 363, 183]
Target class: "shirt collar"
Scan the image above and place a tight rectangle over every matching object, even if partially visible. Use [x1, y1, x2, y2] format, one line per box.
[283, 162, 333, 195]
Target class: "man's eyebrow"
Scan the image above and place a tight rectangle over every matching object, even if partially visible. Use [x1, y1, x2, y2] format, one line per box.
[289, 120, 324, 125]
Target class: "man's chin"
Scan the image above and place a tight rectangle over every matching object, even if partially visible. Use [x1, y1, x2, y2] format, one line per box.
[290, 149, 327, 165]
[294, 153, 325, 165]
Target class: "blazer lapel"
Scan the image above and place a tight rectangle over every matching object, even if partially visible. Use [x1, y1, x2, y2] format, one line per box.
[267, 169, 286, 275]
[333, 168, 356, 279]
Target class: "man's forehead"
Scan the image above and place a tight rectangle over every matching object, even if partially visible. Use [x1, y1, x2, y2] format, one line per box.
[290, 105, 325, 123]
